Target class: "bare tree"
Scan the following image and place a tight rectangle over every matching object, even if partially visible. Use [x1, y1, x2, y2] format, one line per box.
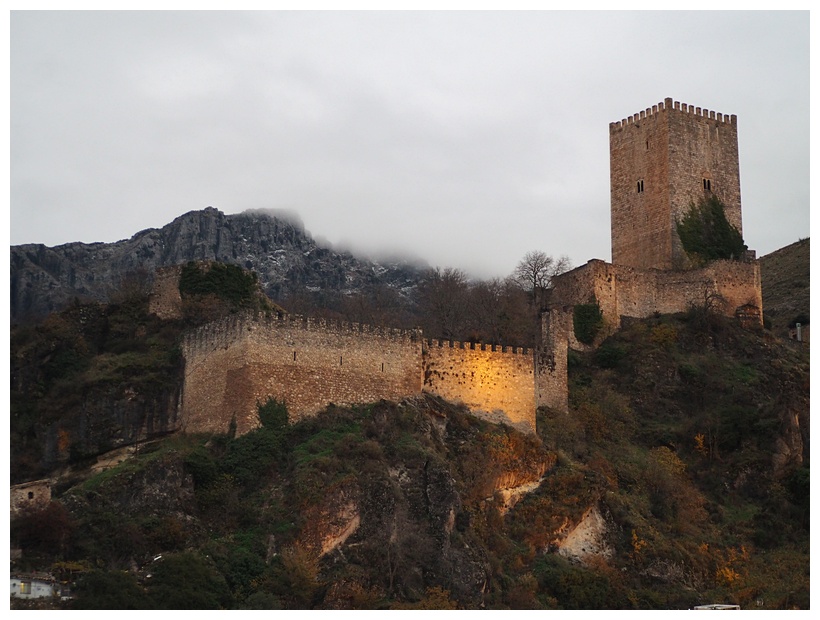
[416, 267, 469, 340]
[512, 251, 571, 308]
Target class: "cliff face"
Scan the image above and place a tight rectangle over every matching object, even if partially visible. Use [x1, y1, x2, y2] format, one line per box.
[11, 207, 425, 323]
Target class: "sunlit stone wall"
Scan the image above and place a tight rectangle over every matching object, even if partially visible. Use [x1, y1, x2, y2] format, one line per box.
[423, 340, 536, 434]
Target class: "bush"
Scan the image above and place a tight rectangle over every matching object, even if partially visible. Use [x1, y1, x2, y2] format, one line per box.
[594, 343, 627, 369]
[574, 301, 604, 345]
[259, 397, 289, 431]
[73, 570, 153, 609]
[676, 195, 747, 263]
[146, 551, 231, 609]
[179, 261, 259, 308]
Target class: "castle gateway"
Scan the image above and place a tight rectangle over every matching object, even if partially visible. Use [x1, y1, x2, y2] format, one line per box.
[176, 98, 762, 433]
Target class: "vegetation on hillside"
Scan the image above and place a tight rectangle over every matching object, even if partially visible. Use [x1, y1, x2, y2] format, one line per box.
[11, 298, 809, 609]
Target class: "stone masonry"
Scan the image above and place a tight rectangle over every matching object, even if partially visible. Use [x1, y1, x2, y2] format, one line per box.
[538, 98, 762, 413]
[181, 312, 538, 436]
[610, 98, 741, 270]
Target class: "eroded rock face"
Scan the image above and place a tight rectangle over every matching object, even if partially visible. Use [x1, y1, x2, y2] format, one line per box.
[556, 504, 613, 564]
[296, 483, 362, 558]
[279, 399, 554, 607]
[772, 408, 804, 478]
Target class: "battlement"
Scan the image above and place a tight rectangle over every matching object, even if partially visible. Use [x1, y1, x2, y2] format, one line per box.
[609, 97, 737, 131]
[182, 310, 423, 363]
[423, 338, 530, 355]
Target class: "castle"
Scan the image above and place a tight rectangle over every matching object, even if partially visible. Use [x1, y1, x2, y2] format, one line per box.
[175, 98, 762, 435]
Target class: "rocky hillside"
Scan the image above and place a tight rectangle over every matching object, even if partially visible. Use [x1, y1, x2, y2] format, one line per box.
[759, 238, 810, 338]
[10, 207, 426, 323]
[10, 307, 810, 609]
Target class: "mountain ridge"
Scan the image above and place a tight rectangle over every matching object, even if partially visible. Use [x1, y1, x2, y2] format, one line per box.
[10, 207, 428, 323]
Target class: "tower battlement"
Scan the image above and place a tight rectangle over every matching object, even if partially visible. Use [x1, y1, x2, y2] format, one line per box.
[609, 98, 737, 131]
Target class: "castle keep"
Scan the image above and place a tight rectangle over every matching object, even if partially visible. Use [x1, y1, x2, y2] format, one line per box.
[175, 97, 763, 433]
[539, 98, 762, 412]
[610, 97, 742, 270]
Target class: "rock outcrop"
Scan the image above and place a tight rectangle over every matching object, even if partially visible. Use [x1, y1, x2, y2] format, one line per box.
[11, 207, 426, 323]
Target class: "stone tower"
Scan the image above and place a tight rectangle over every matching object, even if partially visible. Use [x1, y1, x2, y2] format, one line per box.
[609, 98, 742, 270]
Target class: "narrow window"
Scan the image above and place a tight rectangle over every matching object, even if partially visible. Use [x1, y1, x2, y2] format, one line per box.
[703, 178, 711, 191]
[381, 362, 384, 372]
[340, 356, 343, 366]
[637, 180, 644, 193]
[293, 351, 296, 361]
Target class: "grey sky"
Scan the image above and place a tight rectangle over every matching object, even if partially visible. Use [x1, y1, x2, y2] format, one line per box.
[10, 11, 810, 280]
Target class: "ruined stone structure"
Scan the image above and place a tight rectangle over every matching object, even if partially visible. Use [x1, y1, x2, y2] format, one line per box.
[10, 479, 52, 516]
[172, 97, 763, 431]
[610, 98, 742, 270]
[147, 266, 184, 320]
[181, 313, 537, 436]
[539, 98, 762, 412]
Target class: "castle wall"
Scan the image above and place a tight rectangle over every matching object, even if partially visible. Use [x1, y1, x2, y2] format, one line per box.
[423, 340, 536, 434]
[610, 99, 741, 270]
[549, 259, 761, 330]
[535, 310, 570, 413]
[182, 314, 423, 435]
[540, 258, 762, 413]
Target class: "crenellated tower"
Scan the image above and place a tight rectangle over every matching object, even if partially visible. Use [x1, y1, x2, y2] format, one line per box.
[609, 97, 742, 270]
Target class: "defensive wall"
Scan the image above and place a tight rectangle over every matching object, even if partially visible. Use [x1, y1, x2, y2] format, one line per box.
[610, 98, 741, 271]
[538, 258, 763, 412]
[423, 339, 535, 433]
[181, 312, 537, 436]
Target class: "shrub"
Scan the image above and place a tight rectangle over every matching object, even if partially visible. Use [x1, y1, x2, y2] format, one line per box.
[73, 570, 153, 609]
[594, 342, 627, 369]
[258, 397, 289, 431]
[676, 195, 747, 263]
[179, 261, 259, 308]
[146, 551, 231, 609]
[574, 300, 604, 345]
[650, 323, 679, 349]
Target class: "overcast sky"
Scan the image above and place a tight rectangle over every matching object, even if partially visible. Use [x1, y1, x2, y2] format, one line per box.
[10, 11, 810, 280]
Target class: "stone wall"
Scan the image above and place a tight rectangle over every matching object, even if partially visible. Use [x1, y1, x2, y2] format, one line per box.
[423, 340, 536, 434]
[549, 258, 762, 333]
[182, 314, 423, 435]
[181, 312, 540, 436]
[610, 98, 741, 270]
[539, 258, 762, 413]
[535, 309, 571, 413]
